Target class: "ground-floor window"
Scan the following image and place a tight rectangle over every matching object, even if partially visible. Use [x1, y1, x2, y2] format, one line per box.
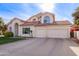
[22, 28, 30, 34]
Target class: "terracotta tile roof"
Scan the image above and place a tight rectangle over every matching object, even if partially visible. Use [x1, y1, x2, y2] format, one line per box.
[20, 21, 40, 26]
[20, 20, 71, 26]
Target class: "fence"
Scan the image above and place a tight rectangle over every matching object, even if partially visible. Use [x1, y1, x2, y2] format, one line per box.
[74, 31, 79, 40]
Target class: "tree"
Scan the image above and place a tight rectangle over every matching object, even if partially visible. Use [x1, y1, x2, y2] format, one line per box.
[72, 7, 79, 25]
[74, 19, 79, 25]
[76, 7, 79, 12]
[72, 7, 79, 17]
[0, 17, 7, 35]
[2, 25, 7, 34]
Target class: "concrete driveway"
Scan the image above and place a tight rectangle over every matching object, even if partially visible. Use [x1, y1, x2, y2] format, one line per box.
[0, 38, 79, 56]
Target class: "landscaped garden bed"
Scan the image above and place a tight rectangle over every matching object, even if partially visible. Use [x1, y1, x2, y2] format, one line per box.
[0, 37, 25, 45]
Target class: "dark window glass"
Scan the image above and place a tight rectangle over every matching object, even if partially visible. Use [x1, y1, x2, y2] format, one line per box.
[22, 28, 30, 34]
[44, 16, 51, 23]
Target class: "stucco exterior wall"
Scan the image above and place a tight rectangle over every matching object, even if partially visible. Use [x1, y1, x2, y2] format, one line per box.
[20, 26, 36, 37]
[8, 23, 71, 38]
[18, 25, 70, 38]
[28, 16, 39, 22]
[7, 19, 24, 36]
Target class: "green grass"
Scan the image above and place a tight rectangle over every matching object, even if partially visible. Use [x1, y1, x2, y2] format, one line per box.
[0, 37, 25, 45]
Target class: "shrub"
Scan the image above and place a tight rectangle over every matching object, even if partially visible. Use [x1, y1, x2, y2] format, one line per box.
[4, 32, 14, 37]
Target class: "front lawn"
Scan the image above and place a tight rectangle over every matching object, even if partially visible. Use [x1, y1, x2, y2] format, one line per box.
[0, 37, 25, 45]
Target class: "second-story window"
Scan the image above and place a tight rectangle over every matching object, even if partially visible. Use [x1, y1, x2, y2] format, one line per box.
[43, 16, 51, 24]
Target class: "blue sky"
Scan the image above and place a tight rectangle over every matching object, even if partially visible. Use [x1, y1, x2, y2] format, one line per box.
[0, 3, 79, 23]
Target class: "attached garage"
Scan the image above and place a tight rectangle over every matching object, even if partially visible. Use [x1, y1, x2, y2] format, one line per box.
[35, 25, 70, 38]
[47, 29, 70, 38]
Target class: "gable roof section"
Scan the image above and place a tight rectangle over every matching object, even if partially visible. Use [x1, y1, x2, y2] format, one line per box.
[7, 17, 25, 26]
[7, 12, 72, 26]
[26, 12, 55, 22]
[26, 12, 43, 22]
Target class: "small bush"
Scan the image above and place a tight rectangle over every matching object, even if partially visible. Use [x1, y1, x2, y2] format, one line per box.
[4, 32, 14, 37]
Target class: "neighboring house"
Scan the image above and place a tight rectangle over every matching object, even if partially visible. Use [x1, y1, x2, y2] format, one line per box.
[7, 12, 71, 38]
[70, 25, 79, 38]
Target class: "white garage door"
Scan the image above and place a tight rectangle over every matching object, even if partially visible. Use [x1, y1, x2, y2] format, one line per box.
[36, 29, 47, 37]
[35, 29, 70, 38]
[48, 29, 69, 38]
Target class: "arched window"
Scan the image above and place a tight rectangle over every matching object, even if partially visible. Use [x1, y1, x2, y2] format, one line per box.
[43, 16, 51, 23]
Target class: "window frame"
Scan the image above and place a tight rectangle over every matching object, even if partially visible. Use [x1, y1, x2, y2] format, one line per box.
[22, 28, 30, 34]
[43, 16, 51, 24]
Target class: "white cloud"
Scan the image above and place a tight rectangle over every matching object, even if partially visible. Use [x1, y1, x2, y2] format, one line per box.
[37, 3, 55, 12]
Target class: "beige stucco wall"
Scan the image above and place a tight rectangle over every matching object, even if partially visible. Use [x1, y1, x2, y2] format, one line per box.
[7, 20, 71, 38]
[28, 16, 39, 22]
[19, 25, 70, 38]
[7, 19, 24, 36]
[20, 26, 36, 37]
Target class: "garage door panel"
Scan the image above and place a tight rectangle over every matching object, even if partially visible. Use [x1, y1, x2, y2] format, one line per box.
[48, 29, 69, 38]
[36, 30, 46, 37]
[35, 29, 70, 38]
